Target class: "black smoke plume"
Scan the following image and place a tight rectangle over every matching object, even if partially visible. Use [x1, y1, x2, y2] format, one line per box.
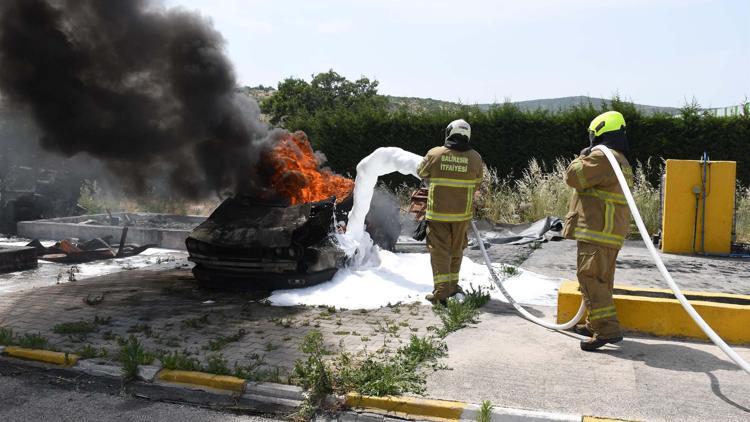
[0, 0, 268, 199]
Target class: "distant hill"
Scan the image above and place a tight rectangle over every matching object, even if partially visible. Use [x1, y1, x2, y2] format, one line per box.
[508, 96, 681, 115]
[241, 86, 681, 115]
[385, 95, 682, 115]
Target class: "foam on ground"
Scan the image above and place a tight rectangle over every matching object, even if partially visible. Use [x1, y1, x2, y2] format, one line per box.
[0, 238, 190, 294]
[269, 251, 561, 309]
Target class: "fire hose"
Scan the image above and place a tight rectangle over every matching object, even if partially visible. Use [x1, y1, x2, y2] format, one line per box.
[472, 144, 750, 375]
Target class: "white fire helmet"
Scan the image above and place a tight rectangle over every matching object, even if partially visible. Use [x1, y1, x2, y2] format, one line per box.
[445, 119, 471, 142]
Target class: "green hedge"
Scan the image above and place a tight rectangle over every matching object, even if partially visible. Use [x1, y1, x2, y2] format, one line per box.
[286, 101, 750, 185]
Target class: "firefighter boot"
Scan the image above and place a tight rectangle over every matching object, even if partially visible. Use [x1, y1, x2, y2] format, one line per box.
[580, 335, 623, 351]
[425, 283, 451, 306]
[574, 324, 594, 337]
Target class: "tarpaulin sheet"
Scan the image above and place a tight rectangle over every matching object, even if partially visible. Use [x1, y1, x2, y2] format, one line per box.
[471, 216, 563, 246]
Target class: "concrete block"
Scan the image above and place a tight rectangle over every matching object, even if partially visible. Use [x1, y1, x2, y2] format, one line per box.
[17, 212, 205, 250]
[238, 393, 302, 413]
[558, 280, 750, 343]
[0, 246, 37, 274]
[137, 365, 161, 382]
[246, 381, 304, 401]
[75, 360, 122, 378]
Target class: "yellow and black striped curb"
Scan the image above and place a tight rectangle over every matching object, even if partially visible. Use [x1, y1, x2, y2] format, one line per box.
[1, 345, 79, 366]
[0, 346, 635, 421]
[0, 345, 304, 410]
[156, 369, 246, 392]
[343, 393, 594, 421]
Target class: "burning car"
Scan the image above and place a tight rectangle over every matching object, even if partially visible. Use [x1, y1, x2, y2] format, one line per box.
[186, 131, 400, 291]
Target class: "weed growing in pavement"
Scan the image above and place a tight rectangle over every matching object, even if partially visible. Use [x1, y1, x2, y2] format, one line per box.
[291, 331, 448, 418]
[271, 317, 295, 328]
[208, 329, 246, 351]
[159, 350, 201, 371]
[83, 294, 104, 306]
[78, 344, 98, 359]
[17, 332, 50, 349]
[204, 354, 231, 375]
[265, 342, 279, 352]
[528, 241, 543, 251]
[0, 327, 14, 345]
[291, 331, 333, 421]
[127, 323, 153, 337]
[478, 400, 493, 422]
[233, 355, 283, 383]
[53, 321, 97, 335]
[500, 265, 519, 278]
[434, 286, 490, 337]
[119, 335, 155, 381]
[93, 315, 112, 325]
[182, 314, 210, 329]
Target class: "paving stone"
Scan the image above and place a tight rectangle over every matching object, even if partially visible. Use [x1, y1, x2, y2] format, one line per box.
[0, 268, 443, 373]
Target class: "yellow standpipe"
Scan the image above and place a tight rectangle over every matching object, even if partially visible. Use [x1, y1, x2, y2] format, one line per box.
[661, 158, 736, 255]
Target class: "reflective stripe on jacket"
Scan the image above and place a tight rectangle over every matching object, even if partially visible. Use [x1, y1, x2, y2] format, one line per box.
[563, 149, 633, 249]
[417, 146, 483, 222]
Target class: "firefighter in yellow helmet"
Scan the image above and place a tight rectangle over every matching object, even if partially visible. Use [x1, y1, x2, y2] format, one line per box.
[563, 111, 634, 351]
[417, 119, 484, 305]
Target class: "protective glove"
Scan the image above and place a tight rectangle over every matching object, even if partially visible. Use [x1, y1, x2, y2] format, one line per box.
[413, 220, 427, 241]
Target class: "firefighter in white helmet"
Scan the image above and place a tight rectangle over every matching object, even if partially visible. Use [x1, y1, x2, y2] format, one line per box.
[417, 119, 484, 305]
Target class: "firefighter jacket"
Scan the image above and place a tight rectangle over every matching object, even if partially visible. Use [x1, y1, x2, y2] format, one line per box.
[563, 148, 633, 249]
[417, 146, 483, 222]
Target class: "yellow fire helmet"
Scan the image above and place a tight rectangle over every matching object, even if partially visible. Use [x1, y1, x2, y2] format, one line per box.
[589, 111, 626, 137]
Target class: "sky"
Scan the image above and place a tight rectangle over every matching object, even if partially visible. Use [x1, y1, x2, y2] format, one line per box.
[162, 0, 749, 108]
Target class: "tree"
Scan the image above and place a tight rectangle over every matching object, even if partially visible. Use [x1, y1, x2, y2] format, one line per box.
[261, 70, 387, 125]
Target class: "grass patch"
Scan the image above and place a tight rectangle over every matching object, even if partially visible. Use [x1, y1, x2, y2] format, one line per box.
[16, 332, 49, 349]
[83, 294, 104, 306]
[233, 355, 283, 383]
[127, 323, 153, 337]
[0, 327, 14, 345]
[208, 329, 246, 351]
[53, 321, 97, 335]
[159, 350, 201, 371]
[434, 286, 490, 337]
[119, 335, 155, 381]
[478, 400, 493, 422]
[291, 331, 448, 418]
[205, 354, 231, 375]
[78, 344, 99, 359]
[182, 315, 210, 329]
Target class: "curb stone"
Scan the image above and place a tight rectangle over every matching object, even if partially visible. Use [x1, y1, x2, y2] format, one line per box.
[0, 346, 304, 414]
[3, 346, 79, 366]
[0, 346, 628, 421]
[343, 393, 584, 421]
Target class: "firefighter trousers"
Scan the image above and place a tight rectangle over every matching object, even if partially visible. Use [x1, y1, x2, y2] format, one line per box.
[426, 220, 470, 300]
[577, 241, 622, 339]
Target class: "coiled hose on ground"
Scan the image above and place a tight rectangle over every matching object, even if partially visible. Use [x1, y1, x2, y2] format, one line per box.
[472, 145, 750, 375]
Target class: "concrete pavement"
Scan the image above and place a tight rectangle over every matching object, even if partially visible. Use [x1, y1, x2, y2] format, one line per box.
[522, 239, 750, 294]
[424, 300, 750, 421]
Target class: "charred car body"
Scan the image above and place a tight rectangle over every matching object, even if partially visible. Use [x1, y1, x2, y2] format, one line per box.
[185, 189, 400, 291]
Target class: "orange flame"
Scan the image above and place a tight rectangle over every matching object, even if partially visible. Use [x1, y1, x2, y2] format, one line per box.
[267, 131, 354, 204]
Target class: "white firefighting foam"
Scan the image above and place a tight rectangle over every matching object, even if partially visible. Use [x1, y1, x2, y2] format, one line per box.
[269, 251, 561, 309]
[279, 146, 560, 309]
[336, 147, 423, 267]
